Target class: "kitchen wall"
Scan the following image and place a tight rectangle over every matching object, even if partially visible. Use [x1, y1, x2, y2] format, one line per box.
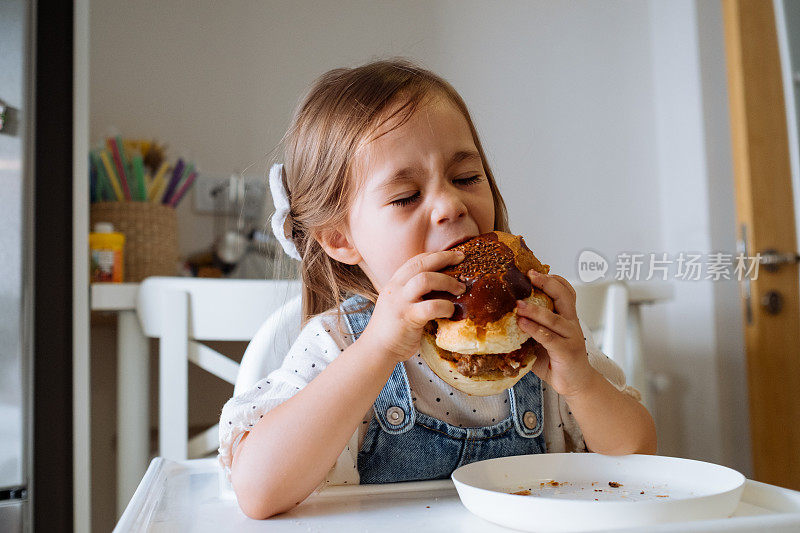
[88, 0, 746, 530]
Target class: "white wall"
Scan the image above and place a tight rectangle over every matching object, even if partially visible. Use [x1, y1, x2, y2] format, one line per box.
[778, 0, 800, 255]
[89, 0, 442, 258]
[88, 2, 749, 526]
[431, 1, 664, 272]
[649, 0, 748, 472]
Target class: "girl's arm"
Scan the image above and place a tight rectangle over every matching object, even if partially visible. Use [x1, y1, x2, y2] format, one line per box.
[231, 330, 394, 519]
[562, 368, 657, 455]
[232, 250, 465, 519]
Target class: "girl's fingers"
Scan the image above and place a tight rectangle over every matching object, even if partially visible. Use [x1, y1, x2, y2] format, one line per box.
[517, 316, 565, 348]
[530, 342, 551, 377]
[549, 274, 577, 301]
[394, 250, 464, 285]
[409, 299, 455, 326]
[516, 300, 572, 337]
[528, 270, 579, 321]
[406, 271, 465, 301]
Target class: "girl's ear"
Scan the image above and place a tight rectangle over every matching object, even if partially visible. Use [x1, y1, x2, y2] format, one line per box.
[315, 227, 362, 265]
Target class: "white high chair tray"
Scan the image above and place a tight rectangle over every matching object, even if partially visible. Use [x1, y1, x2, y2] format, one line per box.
[115, 457, 800, 533]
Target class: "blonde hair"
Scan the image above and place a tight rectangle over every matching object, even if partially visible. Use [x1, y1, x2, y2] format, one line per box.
[279, 58, 510, 325]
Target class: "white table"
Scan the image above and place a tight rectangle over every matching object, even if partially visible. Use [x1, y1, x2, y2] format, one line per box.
[91, 282, 149, 517]
[115, 458, 800, 532]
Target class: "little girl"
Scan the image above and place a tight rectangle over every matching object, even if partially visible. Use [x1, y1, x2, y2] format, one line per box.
[218, 58, 657, 519]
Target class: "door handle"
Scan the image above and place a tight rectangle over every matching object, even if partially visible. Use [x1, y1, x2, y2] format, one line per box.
[737, 226, 799, 323]
[759, 249, 800, 272]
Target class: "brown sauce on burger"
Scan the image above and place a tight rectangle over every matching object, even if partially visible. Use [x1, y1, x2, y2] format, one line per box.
[425, 232, 532, 326]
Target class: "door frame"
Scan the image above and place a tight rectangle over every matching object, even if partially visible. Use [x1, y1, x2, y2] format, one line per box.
[722, 0, 800, 489]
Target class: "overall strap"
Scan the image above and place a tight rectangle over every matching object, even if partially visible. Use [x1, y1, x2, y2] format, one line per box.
[341, 294, 415, 434]
[507, 368, 545, 438]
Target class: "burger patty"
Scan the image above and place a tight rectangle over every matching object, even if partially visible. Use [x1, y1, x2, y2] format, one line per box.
[424, 321, 537, 379]
[445, 339, 537, 378]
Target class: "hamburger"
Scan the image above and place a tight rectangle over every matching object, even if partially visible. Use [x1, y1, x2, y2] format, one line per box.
[421, 231, 554, 396]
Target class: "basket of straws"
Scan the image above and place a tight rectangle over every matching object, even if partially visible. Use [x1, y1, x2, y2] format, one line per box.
[89, 136, 197, 282]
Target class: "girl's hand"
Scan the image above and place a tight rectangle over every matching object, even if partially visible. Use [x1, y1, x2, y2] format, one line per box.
[515, 271, 598, 399]
[362, 250, 466, 364]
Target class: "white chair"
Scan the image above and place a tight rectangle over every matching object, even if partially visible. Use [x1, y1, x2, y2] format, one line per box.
[233, 292, 302, 396]
[135, 277, 301, 461]
[573, 279, 674, 409]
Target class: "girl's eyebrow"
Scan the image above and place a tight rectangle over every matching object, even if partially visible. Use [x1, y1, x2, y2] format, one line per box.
[374, 149, 481, 192]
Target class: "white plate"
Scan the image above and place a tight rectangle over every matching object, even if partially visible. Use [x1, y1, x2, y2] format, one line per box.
[451, 453, 745, 532]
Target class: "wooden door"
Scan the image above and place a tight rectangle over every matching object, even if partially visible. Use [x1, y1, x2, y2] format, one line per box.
[722, 0, 800, 489]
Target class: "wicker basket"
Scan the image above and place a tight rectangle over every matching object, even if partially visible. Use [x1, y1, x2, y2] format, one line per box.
[90, 202, 179, 282]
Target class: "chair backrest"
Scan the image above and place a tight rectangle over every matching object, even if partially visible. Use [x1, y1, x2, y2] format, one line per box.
[234, 293, 303, 396]
[574, 279, 675, 409]
[136, 277, 301, 461]
[137, 277, 301, 340]
[573, 280, 630, 362]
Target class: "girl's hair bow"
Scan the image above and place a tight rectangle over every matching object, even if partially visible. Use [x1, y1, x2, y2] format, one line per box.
[268, 163, 302, 261]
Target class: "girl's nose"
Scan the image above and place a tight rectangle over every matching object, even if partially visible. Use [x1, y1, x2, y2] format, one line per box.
[431, 189, 467, 225]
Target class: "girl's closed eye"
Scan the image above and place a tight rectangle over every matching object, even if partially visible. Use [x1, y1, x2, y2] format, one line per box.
[455, 174, 483, 187]
[389, 175, 484, 208]
[390, 192, 420, 208]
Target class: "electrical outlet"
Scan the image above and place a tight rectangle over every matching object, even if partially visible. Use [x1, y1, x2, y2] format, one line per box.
[193, 174, 267, 219]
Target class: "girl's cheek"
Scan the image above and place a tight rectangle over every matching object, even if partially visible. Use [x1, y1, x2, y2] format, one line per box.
[475, 197, 495, 232]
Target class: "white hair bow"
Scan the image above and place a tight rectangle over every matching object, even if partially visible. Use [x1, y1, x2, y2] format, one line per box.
[268, 163, 302, 261]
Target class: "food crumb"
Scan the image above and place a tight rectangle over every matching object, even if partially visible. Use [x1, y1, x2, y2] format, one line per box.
[511, 489, 531, 496]
[656, 495, 669, 498]
[640, 491, 645, 495]
[594, 489, 602, 492]
[608, 482, 622, 488]
[426, 505, 430, 508]
[547, 481, 560, 487]
[594, 498, 599, 501]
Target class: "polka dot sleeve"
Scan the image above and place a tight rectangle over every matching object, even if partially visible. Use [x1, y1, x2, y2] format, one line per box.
[217, 310, 353, 483]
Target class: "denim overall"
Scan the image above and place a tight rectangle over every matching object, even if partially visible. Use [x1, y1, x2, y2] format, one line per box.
[341, 294, 546, 484]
